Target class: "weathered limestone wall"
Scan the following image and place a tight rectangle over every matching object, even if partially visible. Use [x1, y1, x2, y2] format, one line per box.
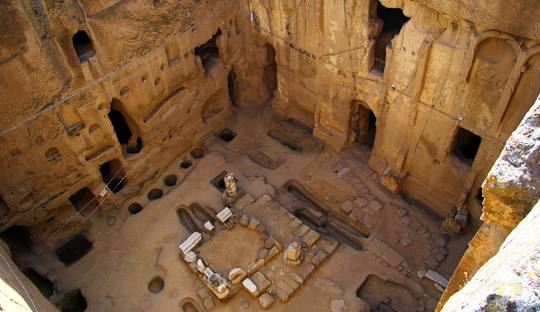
[0, 0, 538, 267]
[0, 240, 58, 311]
[438, 96, 540, 310]
[0, 0, 270, 245]
[246, 0, 540, 222]
[441, 200, 540, 311]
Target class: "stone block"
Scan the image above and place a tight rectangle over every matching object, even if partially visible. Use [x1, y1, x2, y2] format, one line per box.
[340, 200, 354, 214]
[368, 200, 382, 212]
[381, 247, 403, 268]
[311, 249, 329, 267]
[320, 239, 339, 254]
[240, 214, 249, 226]
[258, 293, 274, 309]
[251, 271, 271, 296]
[203, 296, 215, 310]
[294, 224, 310, 236]
[235, 193, 255, 210]
[196, 287, 210, 300]
[367, 238, 386, 257]
[424, 256, 439, 269]
[258, 248, 269, 259]
[302, 229, 320, 247]
[248, 217, 261, 230]
[289, 272, 304, 285]
[353, 197, 368, 208]
[242, 278, 258, 296]
[350, 208, 364, 222]
[288, 218, 303, 228]
[298, 263, 315, 279]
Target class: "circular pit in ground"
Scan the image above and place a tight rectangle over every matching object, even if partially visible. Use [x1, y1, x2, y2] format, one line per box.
[128, 203, 143, 215]
[147, 188, 163, 200]
[148, 276, 164, 294]
[164, 174, 178, 187]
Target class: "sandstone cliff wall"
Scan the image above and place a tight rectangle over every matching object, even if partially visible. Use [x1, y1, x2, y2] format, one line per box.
[438, 96, 540, 310]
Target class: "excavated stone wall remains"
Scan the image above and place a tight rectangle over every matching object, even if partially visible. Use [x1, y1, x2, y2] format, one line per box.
[0, 0, 539, 311]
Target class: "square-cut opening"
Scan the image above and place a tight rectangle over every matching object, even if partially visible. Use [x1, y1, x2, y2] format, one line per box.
[452, 127, 481, 166]
[55, 234, 93, 266]
[210, 171, 234, 192]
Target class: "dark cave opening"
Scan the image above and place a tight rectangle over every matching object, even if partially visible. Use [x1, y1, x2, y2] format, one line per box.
[99, 159, 126, 193]
[72, 31, 95, 63]
[69, 187, 98, 217]
[452, 127, 482, 166]
[195, 29, 222, 73]
[55, 234, 93, 267]
[109, 99, 142, 154]
[351, 101, 377, 149]
[373, 2, 409, 72]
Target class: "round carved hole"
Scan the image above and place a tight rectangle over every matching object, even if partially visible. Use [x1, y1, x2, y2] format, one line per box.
[147, 188, 163, 201]
[148, 276, 164, 294]
[141, 75, 147, 83]
[128, 203, 143, 215]
[154, 78, 161, 86]
[190, 147, 205, 159]
[164, 174, 177, 187]
[45, 148, 61, 162]
[88, 124, 100, 133]
[120, 87, 129, 96]
[180, 160, 192, 169]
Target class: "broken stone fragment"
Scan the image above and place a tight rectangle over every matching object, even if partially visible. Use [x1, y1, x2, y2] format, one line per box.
[258, 292, 274, 309]
[284, 241, 303, 265]
[297, 263, 316, 280]
[184, 251, 197, 263]
[337, 167, 351, 178]
[289, 272, 304, 285]
[196, 259, 206, 273]
[240, 214, 249, 226]
[267, 245, 280, 258]
[204, 221, 215, 232]
[196, 287, 211, 300]
[311, 249, 329, 267]
[248, 217, 260, 230]
[339, 200, 354, 214]
[216, 207, 233, 223]
[203, 296, 215, 310]
[424, 269, 448, 288]
[242, 278, 258, 295]
[349, 208, 364, 222]
[397, 208, 408, 217]
[301, 229, 320, 247]
[246, 259, 265, 273]
[353, 197, 368, 208]
[294, 224, 310, 236]
[424, 256, 439, 269]
[368, 200, 382, 212]
[228, 268, 247, 284]
[251, 271, 271, 296]
[257, 248, 269, 259]
[264, 238, 274, 249]
[330, 299, 345, 312]
[400, 236, 412, 247]
[320, 239, 339, 254]
[255, 223, 266, 234]
[179, 232, 202, 255]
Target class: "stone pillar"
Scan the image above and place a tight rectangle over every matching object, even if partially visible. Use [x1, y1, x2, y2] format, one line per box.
[223, 173, 239, 206]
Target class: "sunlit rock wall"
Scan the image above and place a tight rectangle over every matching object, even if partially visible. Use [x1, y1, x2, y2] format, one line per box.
[246, 0, 540, 222]
[438, 96, 540, 310]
